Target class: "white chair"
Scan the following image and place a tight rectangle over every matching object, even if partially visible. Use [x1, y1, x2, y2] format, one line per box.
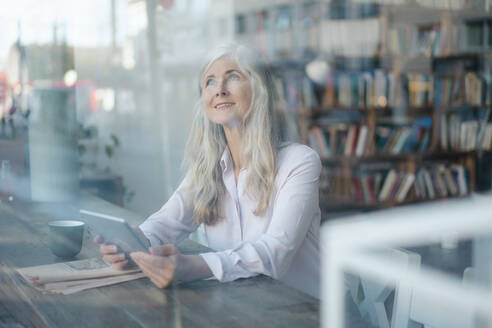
[352, 248, 420, 328]
[353, 249, 479, 328]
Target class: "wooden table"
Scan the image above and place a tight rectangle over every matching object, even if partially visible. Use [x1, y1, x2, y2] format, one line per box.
[0, 196, 320, 328]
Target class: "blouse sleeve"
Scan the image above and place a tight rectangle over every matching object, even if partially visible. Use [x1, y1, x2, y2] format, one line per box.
[200, 148, 321, 282]
[139, 176, 199, 247]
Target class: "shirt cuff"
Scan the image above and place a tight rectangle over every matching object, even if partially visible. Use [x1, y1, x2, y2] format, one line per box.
[200, 252, 228, 282]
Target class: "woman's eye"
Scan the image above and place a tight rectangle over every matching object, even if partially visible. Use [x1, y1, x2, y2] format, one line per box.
[229, 74, 240, 81]
[205, 79, 216, 87]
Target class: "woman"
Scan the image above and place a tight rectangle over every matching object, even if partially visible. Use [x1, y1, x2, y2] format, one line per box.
[98, 43, 322, 298]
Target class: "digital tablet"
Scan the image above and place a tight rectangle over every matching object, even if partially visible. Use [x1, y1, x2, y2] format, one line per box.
[79, 209, 148, 253]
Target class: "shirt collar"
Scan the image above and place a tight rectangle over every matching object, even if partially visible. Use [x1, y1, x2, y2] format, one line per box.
[220, 147, 232, 172]
[220, 142, 290, 172]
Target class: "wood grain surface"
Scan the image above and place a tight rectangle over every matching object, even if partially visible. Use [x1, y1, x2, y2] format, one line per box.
[0, 197, 320, 328]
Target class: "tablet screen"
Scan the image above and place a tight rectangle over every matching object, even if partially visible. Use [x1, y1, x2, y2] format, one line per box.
[79, 209, 148, 253]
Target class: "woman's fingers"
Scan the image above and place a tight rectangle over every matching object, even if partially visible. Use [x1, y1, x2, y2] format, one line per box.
[112, 260, 128, 270]
[103, 253, 126, 263]
[133, 258, 169, 287]
[99, 244, 119, 255]
[132, 253, 168, 279]
[130, 252, 176, 288]
[97, 243, 128, 269]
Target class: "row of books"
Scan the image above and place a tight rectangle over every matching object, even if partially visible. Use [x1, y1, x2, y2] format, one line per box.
[440, 109, 492, 151]
[433, 74, 492, 107]
[375, 123, 431, 154]
[301, 72, 492, 110]
[414, 164, 469, 199]
[319, 163, 469, 204]
[354, 170, 415, 203]
[319, 165, 415, 203]
[388, 25, 448, 58]
[302, 71, 435, 109]
[308, 118, 432, 158]
[319, 166, 351, 200]
[321, 70, 398, 108]
[308, 125, 369, 157]
[407, 73, 433, 108]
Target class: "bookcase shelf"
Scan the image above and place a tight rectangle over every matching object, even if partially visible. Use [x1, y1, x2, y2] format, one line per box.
[308, 105, 434, 115]
[320, 194, 470, 212]
[320, 150, 475, 165]
[297, 13, 491, 214]
[256, 1, 492, 215]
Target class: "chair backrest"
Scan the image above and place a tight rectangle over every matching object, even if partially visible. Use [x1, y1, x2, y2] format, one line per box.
[394, 267, 477, 328]
[354, 248, 476, 328]
[353, 248, 421, 328]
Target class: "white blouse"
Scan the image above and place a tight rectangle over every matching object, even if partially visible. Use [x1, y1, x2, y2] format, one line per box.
[139, 143, 321, 298]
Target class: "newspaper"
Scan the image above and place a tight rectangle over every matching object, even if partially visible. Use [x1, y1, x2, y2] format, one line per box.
[16, 258, 145, 295]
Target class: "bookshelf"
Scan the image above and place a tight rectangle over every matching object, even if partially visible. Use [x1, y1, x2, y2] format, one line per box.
[302, 68, 480, 211]
[228, 1, 492, 215]
[291, 5, 492, 213]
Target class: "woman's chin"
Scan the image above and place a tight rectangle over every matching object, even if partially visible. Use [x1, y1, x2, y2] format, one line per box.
[208, 115, 242, 128]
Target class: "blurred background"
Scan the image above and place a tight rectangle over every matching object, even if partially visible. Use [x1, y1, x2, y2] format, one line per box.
[2, 0, 492, 218]
[3, 0, 492, 326]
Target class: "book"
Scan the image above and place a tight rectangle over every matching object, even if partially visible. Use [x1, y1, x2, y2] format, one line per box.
[422, 168, 436, 199]
[395, 173, 416, 202]
[383, 128, 401, 153]
[351, 125, 360, 155]
[387, 173, 403, 201]
[329, 124, 339, 156]
[308, 129, 322, 156]
[375, 125, 392, 150]
[363, 72, 374, 106]
[451, 164, 468, 195]
[481, 124, 492, 150]
[336, 126, 349, 155]
[418, 130, 431, 153]
[378, 169, 397, 202]
[477, 108, 491, 149]
[440, 115, 448, 151]
[310, 126, 330, 157]
[392, 128, 412, 154]
[460, 122, 468, 151]
[406, 117, 432, 153]
[415, 170, 426, 198]
[442, 166, 459, 196]
[355, 125, 368, 156]
[352, 177, 363, 202]
[466, 121, 478, 151]
[344, 125, 357, 156]
[373, 172, 383, 196]
[433, 165, 449, 197]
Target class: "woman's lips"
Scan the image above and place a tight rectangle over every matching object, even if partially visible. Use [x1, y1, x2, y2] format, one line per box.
[215, 102, 234, 110]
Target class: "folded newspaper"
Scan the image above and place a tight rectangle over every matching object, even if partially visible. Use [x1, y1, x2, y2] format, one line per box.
[17, 258, 146, 295]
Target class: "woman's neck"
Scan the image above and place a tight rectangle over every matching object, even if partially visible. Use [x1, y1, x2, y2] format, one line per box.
[223, 126, 243, 177]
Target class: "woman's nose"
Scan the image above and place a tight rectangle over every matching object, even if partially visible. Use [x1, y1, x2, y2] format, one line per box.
[215, 82, 228, 96]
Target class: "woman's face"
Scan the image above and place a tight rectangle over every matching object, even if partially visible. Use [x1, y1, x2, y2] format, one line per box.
[202, 56, 252, 128]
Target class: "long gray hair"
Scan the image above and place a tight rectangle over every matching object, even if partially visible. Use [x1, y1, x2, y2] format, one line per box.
[183, 43, 282, 225]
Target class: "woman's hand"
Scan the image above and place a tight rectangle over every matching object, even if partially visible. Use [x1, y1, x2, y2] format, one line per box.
[94, 235, 130, 270]
[130, 245, 179, 288]
[94, 227, 149, 270]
